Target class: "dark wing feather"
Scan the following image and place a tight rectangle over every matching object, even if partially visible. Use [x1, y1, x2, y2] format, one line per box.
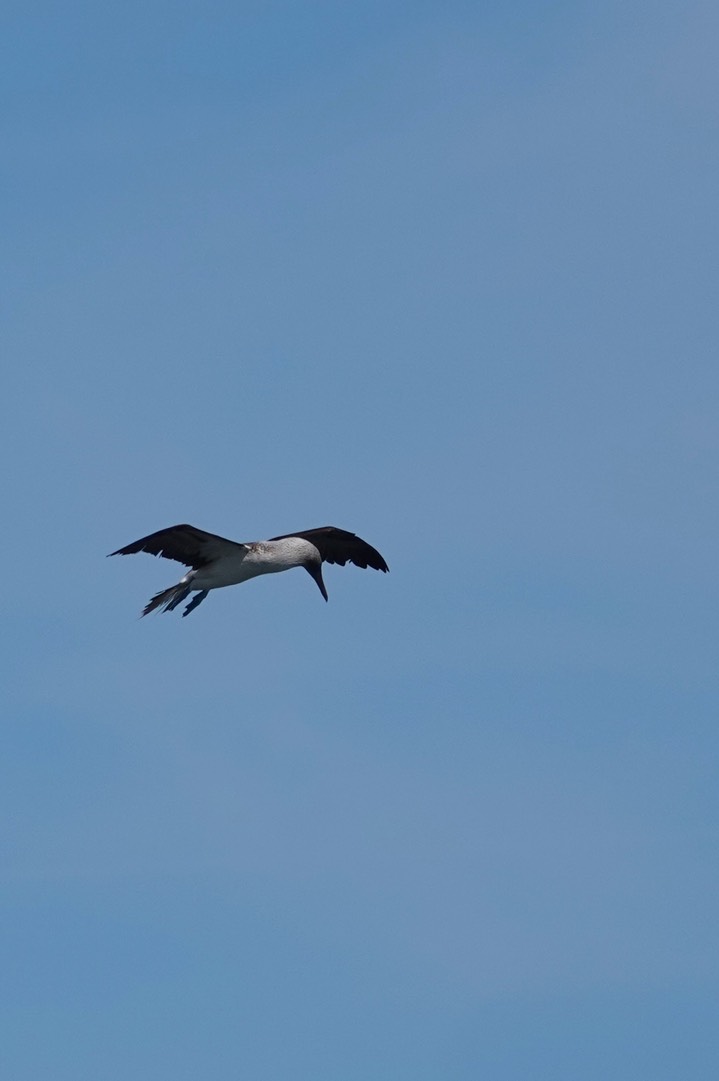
[270, 526, 389, 572]
[109, 524, 248, 569]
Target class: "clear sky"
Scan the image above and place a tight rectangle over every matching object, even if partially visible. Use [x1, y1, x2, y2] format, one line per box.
[3, 2, 718, 1078]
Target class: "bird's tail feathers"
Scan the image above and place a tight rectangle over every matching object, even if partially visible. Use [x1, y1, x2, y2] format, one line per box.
[142, 583, 192, 617]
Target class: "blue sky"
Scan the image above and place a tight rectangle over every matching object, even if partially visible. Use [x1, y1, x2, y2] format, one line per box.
[3, 2, 718, 1078]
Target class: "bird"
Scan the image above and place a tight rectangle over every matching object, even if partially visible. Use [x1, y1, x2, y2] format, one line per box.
[109, 523, 388, 617]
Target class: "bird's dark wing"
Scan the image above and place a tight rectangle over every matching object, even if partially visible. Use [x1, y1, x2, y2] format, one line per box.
[109, 524, 249, 569]
[270, 526, 389, 572]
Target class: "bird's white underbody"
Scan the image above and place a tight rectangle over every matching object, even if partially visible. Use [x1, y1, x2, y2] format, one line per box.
[184, 538, 319, 590]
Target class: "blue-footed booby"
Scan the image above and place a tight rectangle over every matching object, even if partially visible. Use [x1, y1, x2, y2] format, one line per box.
[110, 523, 388, 617]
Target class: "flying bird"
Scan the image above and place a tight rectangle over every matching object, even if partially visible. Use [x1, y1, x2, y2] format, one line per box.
[109, 523, 388, 617]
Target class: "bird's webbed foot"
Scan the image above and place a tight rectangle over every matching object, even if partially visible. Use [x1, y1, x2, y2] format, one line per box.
[182, 590, 209, 617]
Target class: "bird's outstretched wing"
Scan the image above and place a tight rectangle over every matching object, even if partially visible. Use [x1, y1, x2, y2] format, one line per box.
[270, 526, 389, 572]
[109, 524, 248, 569]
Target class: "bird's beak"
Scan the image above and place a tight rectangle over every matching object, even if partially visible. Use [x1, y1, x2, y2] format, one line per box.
[306, 562, 328, 601]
